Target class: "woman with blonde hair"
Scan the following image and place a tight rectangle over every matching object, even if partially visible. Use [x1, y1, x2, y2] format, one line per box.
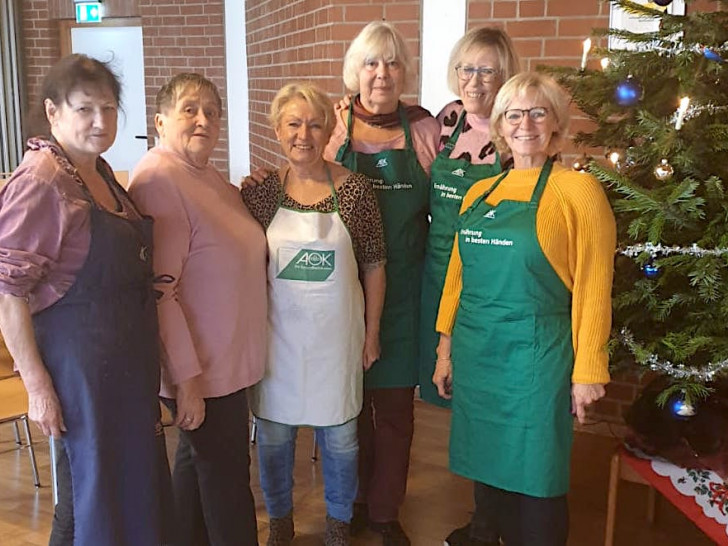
[421, 28, 521, 546]
[243, 82, 385, 546]
[325, 21, 440, 545]
[433, 72, 615, 545]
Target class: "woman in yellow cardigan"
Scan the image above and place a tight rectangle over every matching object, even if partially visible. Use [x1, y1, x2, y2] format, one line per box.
[432, 72, 616, 546]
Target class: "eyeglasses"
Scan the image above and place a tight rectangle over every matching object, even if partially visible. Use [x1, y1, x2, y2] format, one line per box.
[503, 107, 550, 125]
[455, 65, 499, 83]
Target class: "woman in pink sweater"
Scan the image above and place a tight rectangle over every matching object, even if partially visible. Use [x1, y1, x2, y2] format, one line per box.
[130, 73, 267, 546]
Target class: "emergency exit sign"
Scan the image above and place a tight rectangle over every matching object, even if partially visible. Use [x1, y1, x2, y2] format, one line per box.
[75, 3, 103, 24]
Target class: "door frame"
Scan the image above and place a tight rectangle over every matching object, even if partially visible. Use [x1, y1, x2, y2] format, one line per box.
[59, 17, 142, 57]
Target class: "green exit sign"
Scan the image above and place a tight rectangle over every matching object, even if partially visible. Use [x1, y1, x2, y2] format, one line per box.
[75, 3, 103, 24]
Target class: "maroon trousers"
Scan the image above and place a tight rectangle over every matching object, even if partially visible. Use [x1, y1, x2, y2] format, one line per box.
[356, 387, 416, 523]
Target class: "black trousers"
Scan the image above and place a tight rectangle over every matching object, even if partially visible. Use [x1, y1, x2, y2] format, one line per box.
[163, 388, 258, 546]
[49, 439, 74, 546]
[471, 482, 568, 546]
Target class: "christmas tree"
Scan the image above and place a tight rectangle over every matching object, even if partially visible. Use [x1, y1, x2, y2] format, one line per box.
[548, 0, 728, 411]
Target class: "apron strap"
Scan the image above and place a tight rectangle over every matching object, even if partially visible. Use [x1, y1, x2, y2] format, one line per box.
[399, 103, 415, 151]
[463, 168, 510, 217]
[529, 158, 554, 207]
[279, 164, 339, 210]
[334, 102, 357, 165]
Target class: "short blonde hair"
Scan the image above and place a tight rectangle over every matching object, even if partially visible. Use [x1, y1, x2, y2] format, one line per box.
[269, 82, 336, 135]
[490, 72, 571, 155]
[342, 21, 415, 93]
[446, 27, 521, 96]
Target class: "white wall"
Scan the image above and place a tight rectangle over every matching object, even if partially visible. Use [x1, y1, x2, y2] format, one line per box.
[420, 0, 466, 116]
[224, 0, 249, 185]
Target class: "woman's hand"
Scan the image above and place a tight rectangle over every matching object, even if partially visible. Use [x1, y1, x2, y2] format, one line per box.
[240, 167, 273, 188]
[336, 94, 352, 112]
[571, 383, 606, 424]
[27, 382, 66, 437]
[432, 358, 453, 400]
[175, 376, 206, 431]
[362, 331, 380, 371]
[433, 334, 454, 399]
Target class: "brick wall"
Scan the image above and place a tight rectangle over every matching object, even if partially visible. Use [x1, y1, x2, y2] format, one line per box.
[137, 0, 228, 173]
[20, 0, 229, 174]
[21, 1, 61, 126]
[245, 0, 422, 170]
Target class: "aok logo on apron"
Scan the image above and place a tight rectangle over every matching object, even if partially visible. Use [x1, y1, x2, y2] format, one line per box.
[277, 248, 336, 281]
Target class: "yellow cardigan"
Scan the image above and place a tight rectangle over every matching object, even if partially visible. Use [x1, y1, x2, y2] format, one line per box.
[435, 163, 616, 384]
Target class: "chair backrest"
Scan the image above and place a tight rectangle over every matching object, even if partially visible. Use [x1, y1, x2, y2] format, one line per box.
[0, 334, 16, 379]
[0, 172, 12, 191]
[114, 170, 129, 189]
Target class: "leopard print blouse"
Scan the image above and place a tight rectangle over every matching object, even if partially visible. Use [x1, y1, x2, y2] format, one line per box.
[241, 171, 386, 267]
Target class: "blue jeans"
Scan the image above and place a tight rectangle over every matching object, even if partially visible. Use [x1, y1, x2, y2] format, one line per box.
[256, 417, 358, 522]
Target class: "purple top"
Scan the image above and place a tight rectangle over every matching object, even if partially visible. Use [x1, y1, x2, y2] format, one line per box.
[0, 139, 140, 314]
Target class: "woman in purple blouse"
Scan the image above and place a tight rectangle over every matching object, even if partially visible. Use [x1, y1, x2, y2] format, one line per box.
[0, 54, 171, 545]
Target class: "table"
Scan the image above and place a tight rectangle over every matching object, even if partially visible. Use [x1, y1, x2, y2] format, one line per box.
[605, 445, 728, 545]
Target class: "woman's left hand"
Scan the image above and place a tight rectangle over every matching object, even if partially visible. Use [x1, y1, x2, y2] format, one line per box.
[571, 383, 606, 424]
[362, 332, 380, 370]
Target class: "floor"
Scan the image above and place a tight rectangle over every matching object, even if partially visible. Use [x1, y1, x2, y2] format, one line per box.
[0, 400, 716, 546]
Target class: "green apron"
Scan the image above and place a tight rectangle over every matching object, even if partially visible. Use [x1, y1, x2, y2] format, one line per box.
[335, 102, 430, 389]
[449, 159, 574, 497]
[418, 111, 501, 408]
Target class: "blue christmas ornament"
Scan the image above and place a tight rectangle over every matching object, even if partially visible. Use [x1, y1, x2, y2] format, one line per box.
[702, 47, 725, 63]
[614, 77, 642, 106]
[670, 392, 696, 419]
[643, 262, 659, 278]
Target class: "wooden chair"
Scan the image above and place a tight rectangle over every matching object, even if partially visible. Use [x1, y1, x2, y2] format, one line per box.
[0, 342, 41, 487]
[114, 170, 130, 189]
[605, 448, 657, 546]
[0, 172, 12, 190]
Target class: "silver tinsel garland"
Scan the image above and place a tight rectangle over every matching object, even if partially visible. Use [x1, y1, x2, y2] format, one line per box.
[619, 242, 728, 259]
[670, 103, 728, 125]
[620, 328, 728, 382]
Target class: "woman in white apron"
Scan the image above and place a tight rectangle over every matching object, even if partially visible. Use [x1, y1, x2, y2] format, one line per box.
[242, 83, 386, 546]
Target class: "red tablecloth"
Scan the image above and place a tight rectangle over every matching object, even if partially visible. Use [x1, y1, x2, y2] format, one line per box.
[621, 445, 728, 544]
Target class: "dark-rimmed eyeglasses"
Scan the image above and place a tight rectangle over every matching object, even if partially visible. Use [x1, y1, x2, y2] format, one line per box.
[503, 107, 549, 125]
[455, 65, 499, 83]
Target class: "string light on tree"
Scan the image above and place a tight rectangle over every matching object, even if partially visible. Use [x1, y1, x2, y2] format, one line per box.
[600, 57, 610, 70]
[674, 96, 690, 130]
[572, 155, 589, 172]
[580, 38, 592, 71]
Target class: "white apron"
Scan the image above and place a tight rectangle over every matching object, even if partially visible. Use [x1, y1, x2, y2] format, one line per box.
[249, 172, 365, 426]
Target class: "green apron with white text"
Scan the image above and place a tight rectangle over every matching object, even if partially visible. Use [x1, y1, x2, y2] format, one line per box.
[419, 111, 501, 408]
[335, 102, 430, 389]
[449, 159, 574, 497]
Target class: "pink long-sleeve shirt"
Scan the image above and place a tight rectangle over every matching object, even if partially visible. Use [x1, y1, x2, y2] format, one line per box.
[129, 146, 267, 399]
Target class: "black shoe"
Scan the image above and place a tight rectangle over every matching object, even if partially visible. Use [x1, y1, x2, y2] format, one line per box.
[444, 524, 500, 546]
[350, 503, 369, 536]
[369, 520, 411, 546]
